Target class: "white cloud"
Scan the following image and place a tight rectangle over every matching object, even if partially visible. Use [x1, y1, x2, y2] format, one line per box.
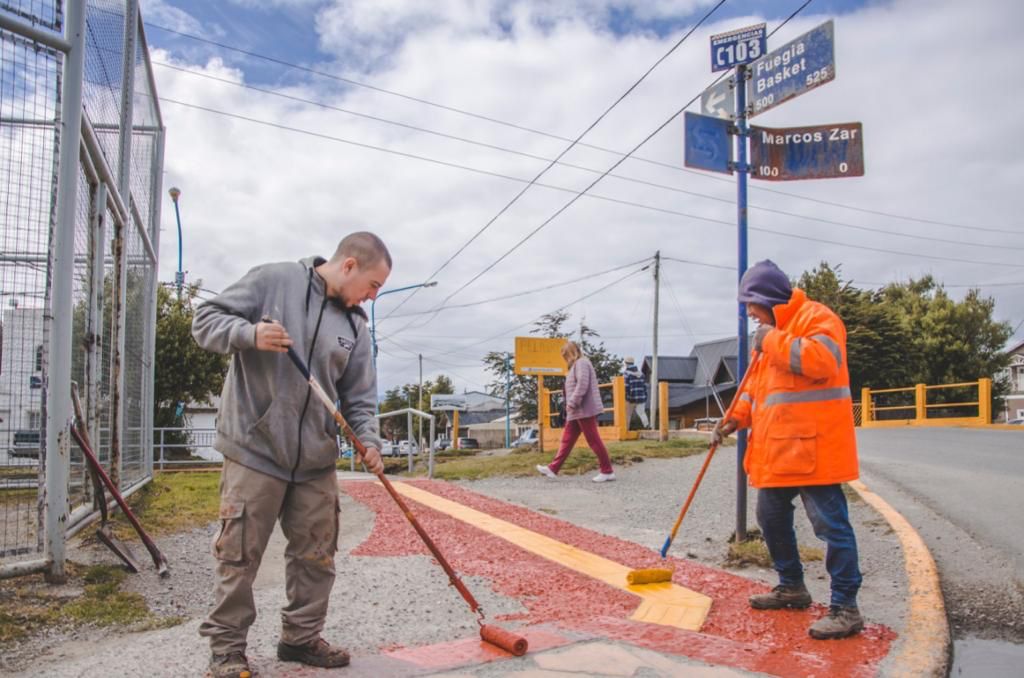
[149, 0, 1024, 395]
[143, 0, 212, 36]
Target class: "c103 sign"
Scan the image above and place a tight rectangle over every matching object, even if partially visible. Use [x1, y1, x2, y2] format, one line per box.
[710, 23, 766, 72]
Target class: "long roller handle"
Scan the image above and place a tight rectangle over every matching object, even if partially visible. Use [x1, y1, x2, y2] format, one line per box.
[67, 393, 169, 575]
[285, 346, 485, 618]
[660, 351, 762, 558]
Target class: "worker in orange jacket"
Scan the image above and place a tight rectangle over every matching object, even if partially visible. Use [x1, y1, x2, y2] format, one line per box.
[714, 260, 864, 640]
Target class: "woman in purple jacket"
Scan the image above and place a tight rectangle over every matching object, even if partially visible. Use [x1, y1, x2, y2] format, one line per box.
[536, 341, 617, 482]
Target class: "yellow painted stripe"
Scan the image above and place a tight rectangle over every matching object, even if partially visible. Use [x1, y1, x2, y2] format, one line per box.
[390, 482, 711, 631]
[849, 480, 949, 677]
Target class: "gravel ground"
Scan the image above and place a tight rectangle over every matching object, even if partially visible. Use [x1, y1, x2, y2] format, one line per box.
[1, 452, 911, 676]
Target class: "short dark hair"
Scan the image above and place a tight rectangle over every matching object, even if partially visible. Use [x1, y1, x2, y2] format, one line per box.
[332, 231, 392, 270]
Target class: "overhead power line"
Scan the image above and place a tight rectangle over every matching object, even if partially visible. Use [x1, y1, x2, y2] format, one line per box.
[157, 96, 1024, 272]
[379, 256, 653, 321]
[387, 0, 729, 319]
[152, 61, 1020, 253]
[137, 8, 1022, 237]
[430, 263, 651, 358]
[392, 1, 818, 329]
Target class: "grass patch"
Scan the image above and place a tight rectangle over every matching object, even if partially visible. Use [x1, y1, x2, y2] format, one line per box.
[419, 438, 711, 481]
[0, 584, 60, 643]
[0, 465, 37, 479]
[109, 471, 220, 538]
[61, 565, 149, 626]
[725, 530, 824, 568]
[0, 562, 184, 646]
[0, 487, 37, 507]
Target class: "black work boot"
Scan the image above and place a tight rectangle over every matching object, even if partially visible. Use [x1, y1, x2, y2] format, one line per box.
[209, 651, 253, 678]
[809, 605, 865, 639]
[277, 637, 351, 668]
[749, 583, 813, 610]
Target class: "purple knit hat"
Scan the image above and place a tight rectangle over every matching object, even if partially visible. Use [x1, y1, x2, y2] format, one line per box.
[738, 260, 792, 308]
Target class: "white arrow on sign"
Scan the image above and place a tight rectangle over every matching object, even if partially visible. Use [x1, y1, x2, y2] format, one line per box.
[700, 78, 735, 120]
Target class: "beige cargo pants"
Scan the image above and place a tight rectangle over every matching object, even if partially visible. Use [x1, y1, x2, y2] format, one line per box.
[199, 458, 340, 655]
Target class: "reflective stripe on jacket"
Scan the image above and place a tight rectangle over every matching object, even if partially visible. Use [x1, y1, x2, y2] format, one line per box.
[731, 288, 858, 488]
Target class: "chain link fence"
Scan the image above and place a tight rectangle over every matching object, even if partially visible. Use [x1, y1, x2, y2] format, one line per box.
[1, 0, 163, 577]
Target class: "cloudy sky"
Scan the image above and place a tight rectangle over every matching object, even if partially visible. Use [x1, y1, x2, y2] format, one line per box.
[141, 0, 1024, 396]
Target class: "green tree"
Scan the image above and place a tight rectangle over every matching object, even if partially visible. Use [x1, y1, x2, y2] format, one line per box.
[483, 311, 621, 422]
[378, 375, 454, 440]
[153, 283, 229, 454]
[798, 263, 915, 393]
[877, 276, 1011, 409]
[798, 264, 1012, 411]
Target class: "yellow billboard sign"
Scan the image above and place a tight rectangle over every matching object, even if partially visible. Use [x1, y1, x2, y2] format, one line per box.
[514, 337, 567, 376]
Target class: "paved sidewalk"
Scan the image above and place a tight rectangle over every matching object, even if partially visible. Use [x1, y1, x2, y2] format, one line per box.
[6, 454, 947, 677]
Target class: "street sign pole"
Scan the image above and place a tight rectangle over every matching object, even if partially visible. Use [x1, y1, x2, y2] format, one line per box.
[735, 63, 750, 543]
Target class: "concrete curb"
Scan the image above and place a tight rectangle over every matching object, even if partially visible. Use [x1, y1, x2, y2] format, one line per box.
[849, 479, 950, 677]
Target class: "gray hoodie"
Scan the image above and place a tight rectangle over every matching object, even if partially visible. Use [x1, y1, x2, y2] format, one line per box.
[192, 256, 382, 482]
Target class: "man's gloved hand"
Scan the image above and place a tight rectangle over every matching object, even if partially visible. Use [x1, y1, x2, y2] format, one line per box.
[361, 446, 384, 475]
[753, 324, 772, 352]
[712, 419, 738, 446]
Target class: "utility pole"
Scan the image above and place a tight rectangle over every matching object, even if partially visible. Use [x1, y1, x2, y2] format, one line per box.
[504, 353, 511, 447]
[650, 250, 660, 431]
[418, 353, 423, 448]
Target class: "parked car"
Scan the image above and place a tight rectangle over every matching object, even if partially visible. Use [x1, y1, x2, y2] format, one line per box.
[379, 441, 402, 457]
[398, 440, 419, 455]
[9, 430, 40, 458]
[457, 437, 480, 450]
[1008, 418, 1024, 425]
[511, 428, 538, 448]
[433, 437, 451, 451]
[693, 417, 721, 432]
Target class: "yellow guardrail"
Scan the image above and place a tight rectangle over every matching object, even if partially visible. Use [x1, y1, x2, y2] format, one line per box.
[860, 378, 992, 427]
[538, 375, 644, 450]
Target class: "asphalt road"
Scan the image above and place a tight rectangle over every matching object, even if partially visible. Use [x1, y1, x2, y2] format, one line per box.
[856, 426, 1024, 670]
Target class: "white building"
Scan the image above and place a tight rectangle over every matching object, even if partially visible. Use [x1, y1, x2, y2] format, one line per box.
[0, 307, 45, 457]
[997, 338, 1024, 422]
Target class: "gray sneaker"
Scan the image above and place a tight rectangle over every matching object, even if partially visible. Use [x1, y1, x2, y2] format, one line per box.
[809, 605, 865, 639]
[749, 584, 812, 610]
[536, 464, 557, 478]
[209, 651, 253, 678]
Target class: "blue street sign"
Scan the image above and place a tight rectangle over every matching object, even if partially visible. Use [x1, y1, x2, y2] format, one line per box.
[747, 20, 835, 118]
[749, 122, 864, 181]
[684, 112, 733, 175]
[700, 77, 735, 120]
[710, 23, 766, 73]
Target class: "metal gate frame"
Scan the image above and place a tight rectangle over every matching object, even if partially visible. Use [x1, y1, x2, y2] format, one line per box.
[0, 1, 164, 580]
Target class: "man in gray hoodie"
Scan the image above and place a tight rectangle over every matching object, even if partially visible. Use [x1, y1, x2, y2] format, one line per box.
[193, 232, 390, 678]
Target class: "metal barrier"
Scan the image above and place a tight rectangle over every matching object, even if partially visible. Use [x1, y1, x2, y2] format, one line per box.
[860, 378, 992, 427]
[154, 427, 221, 469]
[538, 375, 636, 451]
[1, 1, 164, 579]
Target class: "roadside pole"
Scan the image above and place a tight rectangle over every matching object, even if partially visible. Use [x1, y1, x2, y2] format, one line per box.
[734, 64, 750, 540]
[690, 19, 861, 542]
[504, 353, 511, 447]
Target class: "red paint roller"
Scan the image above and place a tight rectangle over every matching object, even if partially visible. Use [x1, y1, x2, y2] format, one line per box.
[284, 345, 528, 656]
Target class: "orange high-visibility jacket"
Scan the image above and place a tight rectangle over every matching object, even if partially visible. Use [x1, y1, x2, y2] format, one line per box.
[732, 288, 859, 488]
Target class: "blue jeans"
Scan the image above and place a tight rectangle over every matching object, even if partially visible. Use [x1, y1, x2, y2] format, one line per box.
[756, 484, 862, 608]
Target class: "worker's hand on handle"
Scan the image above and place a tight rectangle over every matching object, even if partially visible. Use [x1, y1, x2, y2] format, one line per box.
[255, 319, 293, 353]
[752, 325, 771, 352]
[711, 418, 738, 446]
[361, 446, 384, 475]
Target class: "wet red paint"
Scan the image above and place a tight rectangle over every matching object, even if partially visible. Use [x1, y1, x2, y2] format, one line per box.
[344, 480, 896, 677]
[384, 627, 571, 670]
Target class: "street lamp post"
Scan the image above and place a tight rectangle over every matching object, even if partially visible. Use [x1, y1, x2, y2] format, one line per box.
[168, 187, 184, 298]
[371, 281, 438, 409]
